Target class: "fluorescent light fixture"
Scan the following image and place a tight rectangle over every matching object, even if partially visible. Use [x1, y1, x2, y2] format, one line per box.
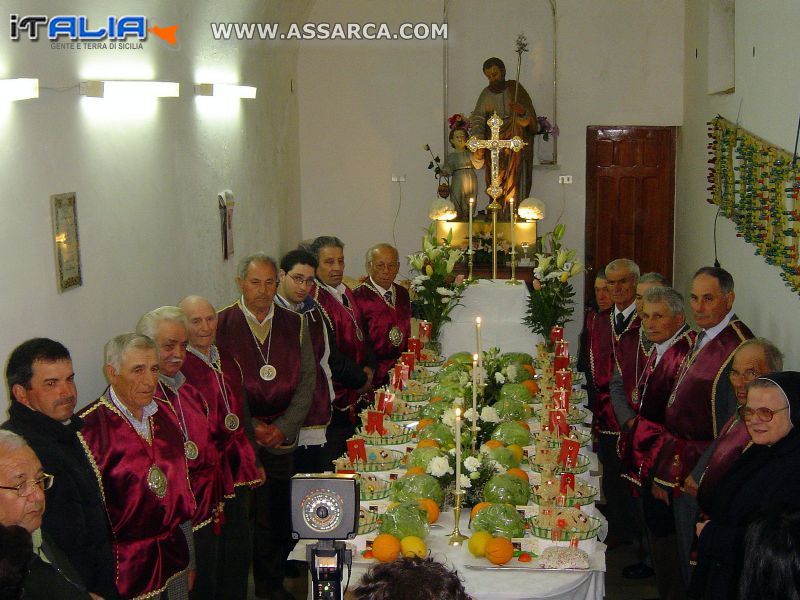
[0, 78, 39, 101]
[194, 83, 257, 99]
[80, 80, 179, 98]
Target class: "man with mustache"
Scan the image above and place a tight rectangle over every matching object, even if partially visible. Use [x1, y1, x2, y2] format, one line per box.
[216, 252, 316, 600]
[78, 333, 196, 599]
[309, 236, 376, 471]
[2, 338, 117, 599]
[469, 56, 538, 211]
[0, 430, 93, 598]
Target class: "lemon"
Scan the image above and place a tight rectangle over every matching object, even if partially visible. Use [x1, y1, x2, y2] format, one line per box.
[507, 444, 524, 463]
[468, 530, 493, 557]
[400, 535, 427, 558]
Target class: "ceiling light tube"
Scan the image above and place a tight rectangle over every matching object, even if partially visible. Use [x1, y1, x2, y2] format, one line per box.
[194, 83, 257, 99]
[0, 78, 39, 101]
[80, 80, 179, 98]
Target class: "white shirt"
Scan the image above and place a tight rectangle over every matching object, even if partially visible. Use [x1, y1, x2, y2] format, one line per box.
[109, 385, 158, 441]
[370, 277, 394, 303]
[697, 309, 735, 351]
[614, 301, 637, 326]
[654, 326, 686, 366]
[240, 296, 274, 326]
[322, 282, 348, 305]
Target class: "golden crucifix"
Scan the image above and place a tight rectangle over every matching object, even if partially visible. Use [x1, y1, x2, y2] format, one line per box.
[467, 112, 526, 279]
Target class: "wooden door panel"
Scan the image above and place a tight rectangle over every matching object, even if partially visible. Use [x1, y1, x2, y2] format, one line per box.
[585, 126, 676, 303]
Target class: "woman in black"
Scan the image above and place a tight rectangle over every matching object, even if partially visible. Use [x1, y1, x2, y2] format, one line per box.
[690, 371, 800, 599]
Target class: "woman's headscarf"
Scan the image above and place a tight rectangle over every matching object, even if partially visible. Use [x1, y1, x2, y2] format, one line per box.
[755, 371, 800, 427]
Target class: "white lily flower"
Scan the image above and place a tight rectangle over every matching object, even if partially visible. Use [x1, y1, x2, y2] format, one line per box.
[556, 248, 569, 269]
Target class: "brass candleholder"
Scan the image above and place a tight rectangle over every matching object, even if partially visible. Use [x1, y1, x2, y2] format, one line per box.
[448, 490, 468, 545]
[486, 201, 501, 280]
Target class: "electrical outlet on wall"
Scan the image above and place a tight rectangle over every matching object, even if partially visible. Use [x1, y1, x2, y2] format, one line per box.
[558, 175, 573, 184]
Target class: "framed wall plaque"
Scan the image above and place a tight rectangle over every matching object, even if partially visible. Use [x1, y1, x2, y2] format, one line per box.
[50, 192, 83, 292]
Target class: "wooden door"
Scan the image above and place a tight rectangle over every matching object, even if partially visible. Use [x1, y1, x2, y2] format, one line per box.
[585, 126, 676, 303]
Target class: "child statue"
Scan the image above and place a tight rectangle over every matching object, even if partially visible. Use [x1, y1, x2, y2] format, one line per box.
[441, 114, 482, 220]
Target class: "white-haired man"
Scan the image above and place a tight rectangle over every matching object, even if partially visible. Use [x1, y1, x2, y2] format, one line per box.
[138, 306, 233, 600]
[179, 294, 264, 600]
[78, 333, 196, 599]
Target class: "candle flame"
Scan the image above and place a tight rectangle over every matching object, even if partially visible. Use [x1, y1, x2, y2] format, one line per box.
[476, 316, 481, 325]
[455, 407, 462, 417]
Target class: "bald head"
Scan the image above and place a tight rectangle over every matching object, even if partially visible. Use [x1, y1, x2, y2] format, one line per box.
[367, 243, 400, 290]
[178, 295, 218, 356]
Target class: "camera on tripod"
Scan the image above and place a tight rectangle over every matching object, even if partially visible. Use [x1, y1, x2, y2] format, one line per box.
[291, 474, 360, 600]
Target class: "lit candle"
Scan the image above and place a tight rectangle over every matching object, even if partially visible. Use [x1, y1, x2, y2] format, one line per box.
[475, 316, 483, 382]
[455, 407, 462, 493]
[468, 196, 474, 255]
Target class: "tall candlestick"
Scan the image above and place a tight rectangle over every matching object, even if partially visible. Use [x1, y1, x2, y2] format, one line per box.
[507, 197, 520, 285]
[471, 354, 479, 452]
[467, 197, 475, 281]
[455, 407, 462, 491]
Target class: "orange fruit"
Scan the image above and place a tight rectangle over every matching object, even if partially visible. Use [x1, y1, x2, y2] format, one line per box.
[483, 440, 504, 449]
[485, 536, 514, 565]
[523, 380, 540, 395]
[518, 552, 532, 562]
[417, 498, 440, 524]
[429, 395, 444, 404]
[515, 419, 531, 431]
[507, 444, 524, 463]
[416, 439, 440, 449]
[523, 364, 536, 376]
[506, 467, 529, 483]
[405, 466, 425, 476]
[372, 533, 401, 562]
[416, 418, 434, 432]
[470, 501, 492, 520]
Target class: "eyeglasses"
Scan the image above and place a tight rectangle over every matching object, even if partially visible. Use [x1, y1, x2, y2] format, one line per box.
[0, 473, 54, 497]
[729, 368, 761, 382]
[739, 405, 789, 422]
[371, 262, 400, 271]
[288, 274, 315, 287]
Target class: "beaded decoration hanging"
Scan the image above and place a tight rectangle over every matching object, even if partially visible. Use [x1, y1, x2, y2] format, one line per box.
[708, 116, 800, 294]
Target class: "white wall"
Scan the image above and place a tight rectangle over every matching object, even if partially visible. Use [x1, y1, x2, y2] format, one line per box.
[675, 0, 800, 368]
[298, 0, 684, 348]
[0, 0, 311, 414]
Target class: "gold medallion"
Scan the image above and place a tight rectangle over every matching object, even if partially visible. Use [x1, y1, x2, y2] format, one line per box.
[147, 464, 168, 498]
[224, 412, 241, 431]
[260, 364, 277, 381]
[389, 326, 403, 347]
[184, 440, 199, 460]
[356, 328, 364, 342]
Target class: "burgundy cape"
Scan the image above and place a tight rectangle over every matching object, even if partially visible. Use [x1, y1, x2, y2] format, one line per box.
[615, 327, 651, 413]
[216, 301, 303, 421]
[622, 327, 695, 486]
[653, 319, 753, 491]
[697, 415, 751, 514]
[78, 393, 196, 599]
[589, 309, 639, 435]
[312, 282, 370, 412]
[352, 281, 411, 388]
[302, 306, 334, 429]
[154, 379, 229, 530]
[181, 349, 263, 489]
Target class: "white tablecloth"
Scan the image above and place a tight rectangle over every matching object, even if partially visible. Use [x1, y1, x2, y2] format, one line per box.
[291, 509, 605, 600]
[441, 279, 542, 358]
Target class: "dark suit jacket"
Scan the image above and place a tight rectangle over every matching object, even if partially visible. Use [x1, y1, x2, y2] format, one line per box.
[3, 403, 119, 598]
[24, 531, 90, 599]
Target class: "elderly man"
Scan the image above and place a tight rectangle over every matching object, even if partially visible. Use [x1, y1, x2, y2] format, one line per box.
[0, 431, 93, 599]
[620, 287, 694, 600]
[309, 236, 376, 471]
[651, 266, 753, 586]
[577, 272, 613, 412]
[137, 307, 232, 600]
[78, 333, 196, 599]
[2, 339, 117, 599]
[216, 252, 315, 600]
[588, 257, 640, 546]
[179, 295, 263, 600]
[353, 243, 412, 389]
[688, 337, 783, 512]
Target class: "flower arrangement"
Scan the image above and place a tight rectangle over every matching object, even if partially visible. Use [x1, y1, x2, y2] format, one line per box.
[408, 224, 471, 343]
[523, 224, 583, 339]
[537, 116, 559, 142]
